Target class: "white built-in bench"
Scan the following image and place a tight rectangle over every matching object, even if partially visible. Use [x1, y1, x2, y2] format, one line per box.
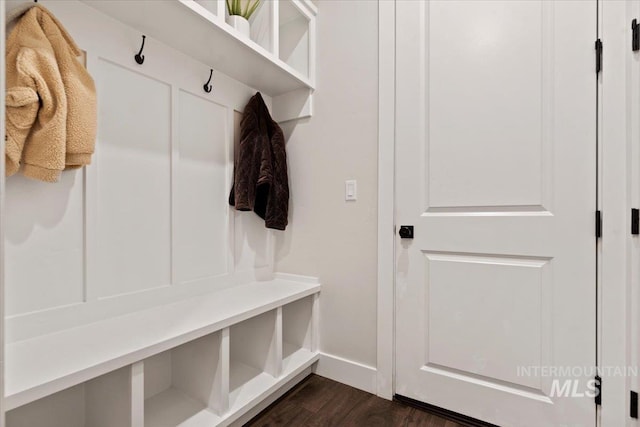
[5, 275, 320, 427]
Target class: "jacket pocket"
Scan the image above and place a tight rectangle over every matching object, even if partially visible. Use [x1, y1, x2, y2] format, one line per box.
[6, 87, 39, 130]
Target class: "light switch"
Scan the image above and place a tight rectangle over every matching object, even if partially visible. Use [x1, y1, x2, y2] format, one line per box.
[345, 180, 357, 201]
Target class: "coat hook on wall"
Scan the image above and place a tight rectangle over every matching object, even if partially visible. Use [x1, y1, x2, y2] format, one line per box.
[134, 35, 146, 65]
[203, 69, 213, 93]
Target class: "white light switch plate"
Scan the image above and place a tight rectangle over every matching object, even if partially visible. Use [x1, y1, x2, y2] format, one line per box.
[345, 180, 357, 201]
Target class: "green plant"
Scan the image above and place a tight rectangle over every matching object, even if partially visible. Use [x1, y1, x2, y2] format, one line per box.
[227, 0, 261, 19]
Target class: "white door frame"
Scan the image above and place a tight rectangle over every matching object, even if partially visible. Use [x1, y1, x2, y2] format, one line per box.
[1, 0, 6, 425]
[599, 2, 637, 427]
[376, 1, 630, 425]
[376, 0, 395, 400]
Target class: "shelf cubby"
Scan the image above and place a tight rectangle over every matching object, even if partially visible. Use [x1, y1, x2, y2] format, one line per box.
[278, 1, 311, 80]
[282, 294, 317, 375]
[143, 332, 227, 427]
[248, 0, 276, 53]
[194, 0, 221, 18]
[229, 309, 279, 412]
[6, 367, 135, 427]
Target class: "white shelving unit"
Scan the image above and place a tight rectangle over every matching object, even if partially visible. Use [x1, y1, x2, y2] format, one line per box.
[5, 276, 321, 427]
[81, 0, 317, 122]
[2, 1, 320, 425]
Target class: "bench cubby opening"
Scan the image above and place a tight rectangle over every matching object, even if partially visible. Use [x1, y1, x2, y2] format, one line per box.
[282, 294, 317, 375]
[229, 309, 279, 412]
[143, 332, 227, 427]
[6, 367, 134, 427]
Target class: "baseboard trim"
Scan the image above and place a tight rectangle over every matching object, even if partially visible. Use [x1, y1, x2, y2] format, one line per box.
[314, 352, 377, 394]
[394, 394, 499, 427]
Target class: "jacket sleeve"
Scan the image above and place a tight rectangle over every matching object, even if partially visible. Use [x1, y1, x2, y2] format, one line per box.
[5, 86, 38, 176]
[7, 47, 67, 182]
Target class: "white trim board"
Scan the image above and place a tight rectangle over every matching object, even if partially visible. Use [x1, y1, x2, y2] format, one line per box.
[314, 352, 377, 395]
[599, 1, 635, 426]
[376, 0, 396, 401]
[0, 0, 6, 425]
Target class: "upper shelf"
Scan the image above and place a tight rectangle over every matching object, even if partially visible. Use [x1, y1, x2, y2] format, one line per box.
[81, 0, 316, 97]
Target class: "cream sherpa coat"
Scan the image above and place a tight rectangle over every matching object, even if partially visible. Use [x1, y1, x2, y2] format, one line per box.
[5, 5, 96, 182]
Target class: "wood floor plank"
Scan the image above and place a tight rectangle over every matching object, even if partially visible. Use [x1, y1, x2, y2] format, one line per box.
[246, 399, 314, 427]
[341, 395, 413, 427]
[246, 374, 466, 427]
[288, 375, 340, 414]
[304, 379, 371, 426]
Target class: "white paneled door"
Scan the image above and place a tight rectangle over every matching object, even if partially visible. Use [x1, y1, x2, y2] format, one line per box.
[394, 1, 597, 426]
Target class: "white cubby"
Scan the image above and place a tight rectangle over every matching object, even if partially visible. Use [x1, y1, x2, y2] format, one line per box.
[194, 0, 220, 16]
[144, 333, 227, 427]
[278, 1, 311, 79]
[6, 367, 134, 427]
[229, 310, 279, 412]
[282, 295, 317, 375]
[221, 0, 273, 51]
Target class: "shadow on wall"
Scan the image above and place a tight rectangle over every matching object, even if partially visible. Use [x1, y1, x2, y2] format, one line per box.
[271, 119, 308, 261]
[5, 170, 79, 245]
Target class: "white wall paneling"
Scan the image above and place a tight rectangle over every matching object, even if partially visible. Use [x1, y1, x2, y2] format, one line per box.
[95, 59, 172, 299]
[4, 0, 274, 343]
[174, 90, 229, 284]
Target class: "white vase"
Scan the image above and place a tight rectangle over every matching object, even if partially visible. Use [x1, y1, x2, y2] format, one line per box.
[227, 15, 250, 38]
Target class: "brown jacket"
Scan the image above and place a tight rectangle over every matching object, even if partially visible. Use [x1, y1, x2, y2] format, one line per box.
[5, 5, 96, 182]
[229, 93, 289, 230]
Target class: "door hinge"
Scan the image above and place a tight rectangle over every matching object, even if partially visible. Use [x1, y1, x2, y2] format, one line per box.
[633, 19, 640, 51]
[631, 391, 638, 418]
[596, 210, 602, 238]
[633, 209, 639, 235]
[595, 39, 603, 73]
[595, 375, 602, 406]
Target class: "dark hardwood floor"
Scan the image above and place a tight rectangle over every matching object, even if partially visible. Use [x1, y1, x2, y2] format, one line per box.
[246, 374, 467, 427]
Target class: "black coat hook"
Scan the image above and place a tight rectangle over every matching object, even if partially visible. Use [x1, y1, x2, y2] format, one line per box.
[134, 35, 146, 65]
[203, 69, 213, 93]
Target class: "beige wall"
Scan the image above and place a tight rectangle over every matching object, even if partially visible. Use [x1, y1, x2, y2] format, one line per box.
[276, 0, 379, 368]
